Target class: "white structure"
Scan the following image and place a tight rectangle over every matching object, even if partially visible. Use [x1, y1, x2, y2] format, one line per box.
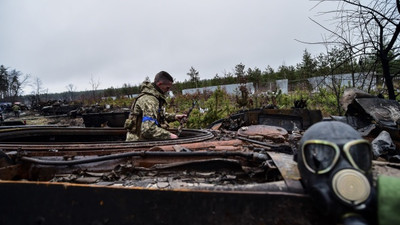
[182, 83, 255, 95]
[308, 73, 376, 93]
[276, 79, 288, 94]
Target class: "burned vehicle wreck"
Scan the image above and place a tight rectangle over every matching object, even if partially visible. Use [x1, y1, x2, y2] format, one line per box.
[0, 125, 321, 225]
[0, 103, 398, 225]
[334, 89, 400, 162]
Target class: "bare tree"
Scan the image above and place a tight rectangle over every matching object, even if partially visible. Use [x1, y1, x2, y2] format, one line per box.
[307, 0, 400, 99]
[65, 83, 77, 101]
[32, 77, 44, 96]
[29, 77, 45, 107]
[89, 75, 101, 101]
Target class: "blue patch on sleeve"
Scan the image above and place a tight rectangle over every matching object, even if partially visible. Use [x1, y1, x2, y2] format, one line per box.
[142, 116, 160, 126]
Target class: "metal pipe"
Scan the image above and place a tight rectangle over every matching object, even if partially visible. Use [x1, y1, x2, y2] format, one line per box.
[20, 151, 269, 166]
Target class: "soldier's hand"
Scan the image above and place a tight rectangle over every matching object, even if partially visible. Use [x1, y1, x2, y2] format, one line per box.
[175, 114, 187, 121]
[170, 133, 178, 139]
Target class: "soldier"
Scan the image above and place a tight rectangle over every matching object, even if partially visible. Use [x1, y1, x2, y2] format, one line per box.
[12, 104, 20, 118]
[125, 71, 186, 141]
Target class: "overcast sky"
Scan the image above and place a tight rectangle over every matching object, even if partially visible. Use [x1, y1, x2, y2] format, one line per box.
[0, 0, 336, 95]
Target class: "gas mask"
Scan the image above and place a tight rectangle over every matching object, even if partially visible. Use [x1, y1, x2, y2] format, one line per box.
[296, 121, 376, 224]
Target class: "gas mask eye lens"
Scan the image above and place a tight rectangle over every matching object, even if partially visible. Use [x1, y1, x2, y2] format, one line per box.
[303, 141, 339, 174]
[345, 140, 372, 172]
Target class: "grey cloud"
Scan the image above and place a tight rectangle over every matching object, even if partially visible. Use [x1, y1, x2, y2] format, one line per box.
[0, 0, 335, 94]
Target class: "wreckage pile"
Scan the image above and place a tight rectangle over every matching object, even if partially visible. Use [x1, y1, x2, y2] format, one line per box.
[0, 88, 399, 224]
[1, 88, 399, 187]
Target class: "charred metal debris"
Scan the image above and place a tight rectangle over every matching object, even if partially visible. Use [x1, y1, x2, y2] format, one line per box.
[1, 95, 400, 191]
[0, 125, 299, 192]
[1, 91, 400, 225]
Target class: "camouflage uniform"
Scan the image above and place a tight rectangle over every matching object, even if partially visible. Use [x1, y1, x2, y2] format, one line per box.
[125, 81, 176, 141]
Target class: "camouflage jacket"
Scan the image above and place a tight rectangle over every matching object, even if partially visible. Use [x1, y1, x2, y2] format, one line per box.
[125, 81, 176, 141]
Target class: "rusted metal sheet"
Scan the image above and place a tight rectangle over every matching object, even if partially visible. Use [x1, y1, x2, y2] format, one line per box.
[237, 125, 288, 142]
[267, 152, 303, 193]
[0, 181, 333, 225]
[158, 139, 244, 151]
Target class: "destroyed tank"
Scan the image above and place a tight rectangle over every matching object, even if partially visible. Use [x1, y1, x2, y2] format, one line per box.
[0, 106, 398, 225]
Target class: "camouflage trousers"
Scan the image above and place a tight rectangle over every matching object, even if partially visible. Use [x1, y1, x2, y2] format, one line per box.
[125, 131, 139, 141]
